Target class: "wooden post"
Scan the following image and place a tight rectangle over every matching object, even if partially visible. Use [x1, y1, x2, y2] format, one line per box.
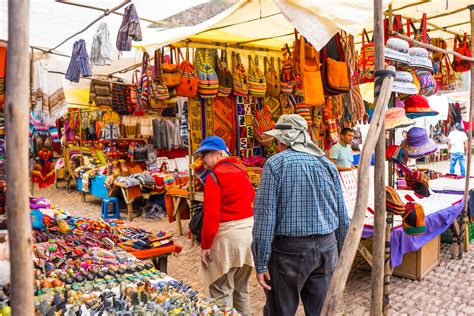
[370, 0, 386, 314]
[463, 4, 474, 253]
[5, 0, 35, 315]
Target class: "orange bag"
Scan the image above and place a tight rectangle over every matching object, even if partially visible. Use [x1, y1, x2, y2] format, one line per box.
[176, 48, 198, 98]
[321, 33, 350, 96]
[294, 33, 325, 106]
[161, 46, 181, 88]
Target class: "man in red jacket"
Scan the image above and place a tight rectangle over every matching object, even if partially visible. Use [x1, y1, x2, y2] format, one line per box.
[195, 136, 255, 316]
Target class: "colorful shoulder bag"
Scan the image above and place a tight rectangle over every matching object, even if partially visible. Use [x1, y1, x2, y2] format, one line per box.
[197, 50, 219, 99]
[232, 52, 248, 97]
[176, 47, 198, 98]
[265, 57, 281, 97]
[216, 50, 233, 97]
[248, 55, 266, 98]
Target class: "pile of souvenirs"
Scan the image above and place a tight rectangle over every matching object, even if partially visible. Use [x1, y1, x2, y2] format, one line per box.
[0, 197, 241, 314]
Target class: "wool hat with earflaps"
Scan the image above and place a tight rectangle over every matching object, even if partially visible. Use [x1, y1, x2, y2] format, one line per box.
[264, 114, 325, 157]
[403, 202, 426, 236]
[401, 127, 437, 158]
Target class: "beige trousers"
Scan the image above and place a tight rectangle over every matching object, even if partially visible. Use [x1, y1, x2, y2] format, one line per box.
[209, 264, 253, 316]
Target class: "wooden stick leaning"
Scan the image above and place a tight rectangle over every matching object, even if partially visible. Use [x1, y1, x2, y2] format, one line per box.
[462, 5, 474, 253]
[46, 0, 131, 54]
[321, 67, 396, 315]
[6, 0, 35, 314]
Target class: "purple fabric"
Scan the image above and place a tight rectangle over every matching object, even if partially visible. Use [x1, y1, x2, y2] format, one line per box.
[362, 199, 464, 267]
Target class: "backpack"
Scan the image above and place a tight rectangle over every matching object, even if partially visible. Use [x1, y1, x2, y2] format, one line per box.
[216, 50, 233, 97]
[232, 52, 248, 97]
[452, 33, 471, 73]
[176, 48, 198, 98]
[197, 50, 219, 99]
[161, 46, 181, 88]
[321, 33, 350, 96]
[265, 57, 280, 97]
[280, 44, 294, 95]
[149, 50, 169, 109]
[434, 55, 456, 91]
[248, 55, 266, 98]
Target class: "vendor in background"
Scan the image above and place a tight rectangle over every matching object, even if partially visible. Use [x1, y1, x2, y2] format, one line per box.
[195, 136, 255, 316]
[448, 123, 468, 177]
[329, 127, 355, 171]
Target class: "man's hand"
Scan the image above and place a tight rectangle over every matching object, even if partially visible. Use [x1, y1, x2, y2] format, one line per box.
[256, 271, 272, 290]
[201, 249, 212, 267]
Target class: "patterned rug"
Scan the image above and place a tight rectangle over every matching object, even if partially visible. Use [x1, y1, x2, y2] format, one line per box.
[264, 96, 281, 123]
[235, 96, 262, 157]
[188, 98, 204, 153]
[213, 96, 236, 155]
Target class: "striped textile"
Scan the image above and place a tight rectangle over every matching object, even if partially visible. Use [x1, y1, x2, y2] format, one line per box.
[116, 4, 142, 52]
[65, 39, 92, 83]
[295, 104, 312, 126]
[235, 96, 262, 157]
[213, 96, 236, 155]
[189, 98, 204, 153]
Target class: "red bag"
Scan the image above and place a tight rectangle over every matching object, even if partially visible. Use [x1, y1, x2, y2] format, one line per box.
[176, 48, 198, 98]
[359, 29, 374, 83]
[452, 33, 471, 73]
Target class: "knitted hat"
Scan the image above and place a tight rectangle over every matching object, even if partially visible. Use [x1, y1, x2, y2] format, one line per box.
[384, 107, 416, 130]
[386, 145, 410, 173]
[403, 202, 426, 235]
[386, 186, 406, 215]
[404, 95, 439, 119]
[406, 170, 431, 197]
[385, 38, 410, 64]
[402, 127, 437, 158]
[408, 47, 433, 71]
[391, 71, 419, 95]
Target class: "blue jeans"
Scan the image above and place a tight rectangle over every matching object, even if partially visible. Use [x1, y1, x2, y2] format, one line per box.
[264, 232, 338, 316]
[450, 152, 466, 176]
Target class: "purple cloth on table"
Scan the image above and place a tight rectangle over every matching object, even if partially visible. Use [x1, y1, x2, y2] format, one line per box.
[362, 200, 464, 267]
[432, 190, 464, 195]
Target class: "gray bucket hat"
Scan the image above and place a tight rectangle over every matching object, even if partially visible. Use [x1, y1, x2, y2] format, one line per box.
[264, 114, 325, 157]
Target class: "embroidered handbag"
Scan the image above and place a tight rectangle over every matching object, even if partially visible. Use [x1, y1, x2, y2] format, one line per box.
[232, 52, 248, 97]
[176, 48, 198, 98]
[359, 29, 375, 83]
[434, 55, 456, 91]
[452, 33, 471, 73]
[321, 33, 350, 96]
[280, 44, 294, 95]
[294, 33, 325, 105]
[265, 57, 280, 97]
[149, 50, 169, 109]
[248, 55, 266, 98]
[216, 50, 233, 97]
[161, 46, 181, 88]
[197, 50, 219, 99]
[139, 52, 151, 109]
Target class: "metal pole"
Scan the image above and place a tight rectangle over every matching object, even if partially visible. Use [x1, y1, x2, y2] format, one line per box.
[6, 0, 34, 314]
[462, 4, 474, 253]
[370, 0, 386, 314]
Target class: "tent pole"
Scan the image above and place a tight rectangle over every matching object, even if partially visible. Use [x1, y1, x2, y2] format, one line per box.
[370, 0, 387, 315]
[46, 0, 131, 54]
[462, 5, 474, 253]
[6, 0, 35, 314]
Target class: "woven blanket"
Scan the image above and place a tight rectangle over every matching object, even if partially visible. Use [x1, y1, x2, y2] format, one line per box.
[264, 96, 281, 123]
[213, 96, 236, 155]
[189, 98, 214, 153]
[235, 96, 262, 157]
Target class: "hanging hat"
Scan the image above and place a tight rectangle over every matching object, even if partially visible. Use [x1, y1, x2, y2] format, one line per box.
[385, 38, 410, 64]
[384, 107, 416, 130]
[408, 47, 433, 71]
[402, 127, 437, 158]
[403, 202, 426, 235]
[391, 71, 419, 95]
[386, 145, 410, 173]
[404, 95, 439, 119]
[264, 114, 325, 157]
[386, 186, 406, 215]
[406, 170, 431, 197]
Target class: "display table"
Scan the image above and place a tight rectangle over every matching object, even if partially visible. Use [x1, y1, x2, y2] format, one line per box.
[76, 174, 108, 200]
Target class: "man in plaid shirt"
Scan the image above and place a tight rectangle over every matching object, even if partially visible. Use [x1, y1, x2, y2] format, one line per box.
[252, 114, 349, 316]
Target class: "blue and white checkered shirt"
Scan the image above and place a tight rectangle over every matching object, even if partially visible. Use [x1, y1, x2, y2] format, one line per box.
[252, 149, 350, 274]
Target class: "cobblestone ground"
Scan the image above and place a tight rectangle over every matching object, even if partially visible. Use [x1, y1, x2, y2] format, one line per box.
[34, 159, 474, 315]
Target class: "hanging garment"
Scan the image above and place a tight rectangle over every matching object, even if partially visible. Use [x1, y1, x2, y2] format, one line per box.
[65, 39, 92, 82]
[116, 4, 142, 52]
[138, 116, 153, 138]
[31, 148, 56, 189]
[177, 97, 189, 146]
[90, 22, 114, 66]
[0, 46, 6, 108]
[163, 118, 183, 149]
[89, 79, 113, 107]
[152, 118, 167, 149]
[111, 83, 131, 114]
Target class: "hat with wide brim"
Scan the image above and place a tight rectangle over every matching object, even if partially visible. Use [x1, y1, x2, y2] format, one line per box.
[385, 38, 410, 64]
[404, 95, 439, 119]
[391, 71, 419, 95]
[385, 107, 416, 130]
[408, 47, 433, 71]
[264, 114, 325, 157]
[402, 127, 438, 158]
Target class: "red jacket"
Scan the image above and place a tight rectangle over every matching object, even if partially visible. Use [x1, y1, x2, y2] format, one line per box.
[201, 158, 255, 250]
